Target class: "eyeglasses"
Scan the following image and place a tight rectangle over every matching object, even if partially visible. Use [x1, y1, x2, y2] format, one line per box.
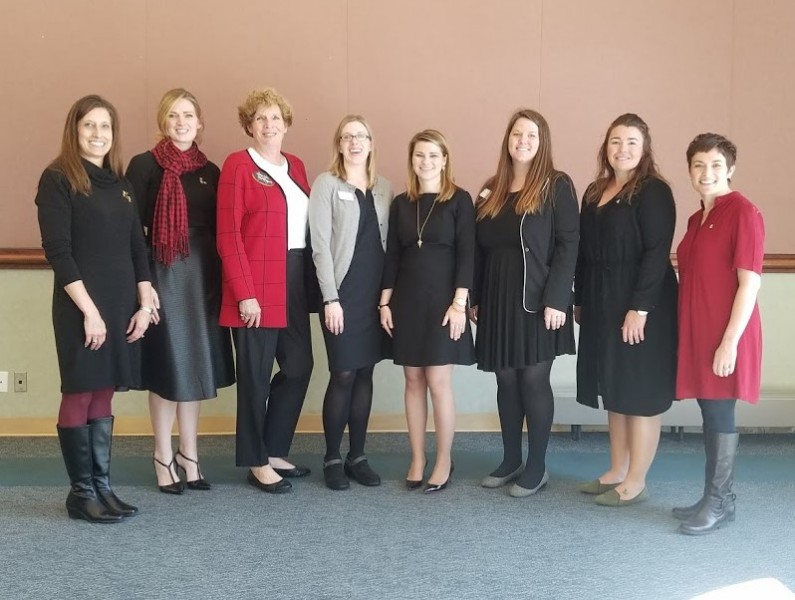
[340, 133, 371, 143]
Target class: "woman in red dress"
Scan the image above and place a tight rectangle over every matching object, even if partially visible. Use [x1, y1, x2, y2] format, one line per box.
[675, 133, 764, 535]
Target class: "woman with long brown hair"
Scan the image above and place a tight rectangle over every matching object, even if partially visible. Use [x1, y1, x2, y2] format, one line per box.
[471, 109, 579, 497]
[36, 95, 154, 522]
[379, 129, 475, 493]
[126, 88, 235, 495]
[575, 113, 678, 506]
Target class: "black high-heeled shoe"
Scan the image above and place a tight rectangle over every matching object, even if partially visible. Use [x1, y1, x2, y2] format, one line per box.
[175, 450, 211, 491]
[153, 456, 184, 495]
[405, 459, 427, 490]
[424, 461, 454, 494]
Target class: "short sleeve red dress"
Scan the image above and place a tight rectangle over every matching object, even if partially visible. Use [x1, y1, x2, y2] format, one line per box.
[676, 191, 764, 403]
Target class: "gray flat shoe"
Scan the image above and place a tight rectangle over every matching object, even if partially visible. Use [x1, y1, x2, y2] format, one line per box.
[481, 465, 524, 489]
[508, 470, 549, 498]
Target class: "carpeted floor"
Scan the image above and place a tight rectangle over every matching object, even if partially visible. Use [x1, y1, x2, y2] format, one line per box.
[1, 432, 793, 600]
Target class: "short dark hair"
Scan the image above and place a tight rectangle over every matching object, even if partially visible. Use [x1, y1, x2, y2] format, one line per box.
[686, 133, 737, 168]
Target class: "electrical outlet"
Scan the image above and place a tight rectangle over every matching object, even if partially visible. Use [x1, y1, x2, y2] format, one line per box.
[14, 372, 27, 393]
[0, 371, 7, 393]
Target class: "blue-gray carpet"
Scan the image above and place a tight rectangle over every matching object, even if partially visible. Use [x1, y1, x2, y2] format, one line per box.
[1, 432, 793, 600]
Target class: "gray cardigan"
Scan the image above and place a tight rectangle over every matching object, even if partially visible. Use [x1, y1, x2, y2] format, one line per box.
[308, 171, 394, 302]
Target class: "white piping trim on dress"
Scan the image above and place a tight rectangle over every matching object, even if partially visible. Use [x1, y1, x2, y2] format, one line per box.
[520, 177, 550, 313]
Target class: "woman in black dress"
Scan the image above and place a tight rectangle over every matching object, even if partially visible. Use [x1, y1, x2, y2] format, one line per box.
[575, 113, 678, 506]
[379, 129, 476, 493]
[126, 89, 235, 495]
[472, 109, 579, 497]
[36, 95, 155, 523]
[309, 115, 393, 490]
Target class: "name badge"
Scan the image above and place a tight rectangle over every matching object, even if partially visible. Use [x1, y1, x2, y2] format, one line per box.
[338, 190, 355, 201]
[252, 171, 274, 186]
[479, 188, 491, 200]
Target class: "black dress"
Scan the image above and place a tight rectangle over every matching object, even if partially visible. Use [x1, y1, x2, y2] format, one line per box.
[475, 192, 577, 371]
[35, 161, 150, 393]
[575, 177, 678, 417]
[321, 188, 386, 372]
[382, 188, 476, 367]
[126, 152, 235, 401]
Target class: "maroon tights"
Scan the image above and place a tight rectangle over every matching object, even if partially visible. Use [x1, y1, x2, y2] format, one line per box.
[58, 387, 114, 427]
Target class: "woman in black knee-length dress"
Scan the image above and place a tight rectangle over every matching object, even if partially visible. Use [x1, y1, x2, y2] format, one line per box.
[126, 89, 234, 495]
[379, 129, 475, 494]
[472, 109, 579, 497]
[36, 95, 154, 523]
[309, 115, 394, 490]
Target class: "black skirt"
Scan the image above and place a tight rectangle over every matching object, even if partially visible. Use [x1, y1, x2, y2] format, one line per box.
[140, 227, 235, 400]
[475, 200, 575, 372]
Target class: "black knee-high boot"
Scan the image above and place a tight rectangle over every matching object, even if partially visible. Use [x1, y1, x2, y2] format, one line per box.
[89, 416, 138, 517]
[679, 432, 738, 535]
[672, 432, 713, 520]
[57, 424, 122, 523]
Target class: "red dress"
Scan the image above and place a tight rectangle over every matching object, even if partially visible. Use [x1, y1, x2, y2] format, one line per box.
[676, 191, 764, 403]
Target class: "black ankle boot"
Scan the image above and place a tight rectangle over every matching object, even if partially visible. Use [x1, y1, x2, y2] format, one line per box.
[89, 416, 138, 517]
[679, 432, 739, 535]
[57, 424, 123, 524]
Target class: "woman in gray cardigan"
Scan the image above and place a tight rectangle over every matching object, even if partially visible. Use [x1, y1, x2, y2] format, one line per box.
[308, 115, 394, 490]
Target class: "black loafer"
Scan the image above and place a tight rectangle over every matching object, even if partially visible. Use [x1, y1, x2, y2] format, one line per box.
[344, 455, 381, 487]
[272, 465, 311, 478]
[323, 459, 350, 490]
[247, 471, 292, 494]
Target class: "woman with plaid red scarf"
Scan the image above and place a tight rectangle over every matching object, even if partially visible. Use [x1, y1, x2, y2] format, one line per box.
[126, 89, 235, 495]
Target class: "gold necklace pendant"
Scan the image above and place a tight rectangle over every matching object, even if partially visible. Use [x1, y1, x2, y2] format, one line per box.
[416, 196, 437, 249]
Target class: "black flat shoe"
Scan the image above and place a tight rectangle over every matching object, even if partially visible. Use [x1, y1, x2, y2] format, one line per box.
[153, 456, 184, 495]
[344, 455, 381, 487]
[272, 465, 312, 478]
[323, 459, 350, 490]
[247, 471, 292, 494]
[424, 461, 454, 494]
[175, 450, 211, 491]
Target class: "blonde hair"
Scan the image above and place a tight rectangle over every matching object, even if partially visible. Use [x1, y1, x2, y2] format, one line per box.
[477, 109, 560, 220]
[49, 95, 124, 196]
[155, 88, 204, 144]
[328, 115, 377, 189]
[406, 129, 456, 203]
[237, 88, 293, 136]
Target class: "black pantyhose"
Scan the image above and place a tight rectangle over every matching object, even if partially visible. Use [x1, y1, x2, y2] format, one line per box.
[322, 366, 375, 462]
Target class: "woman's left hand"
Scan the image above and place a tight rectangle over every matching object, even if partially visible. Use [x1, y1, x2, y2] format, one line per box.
[126, 308, 152, 343]
[544, 307, 567, 331]
[442, 305, 467, 341]
[621, 310, 647, 345]
[712, 340, 738, 378]
[149, 287, 161, 325]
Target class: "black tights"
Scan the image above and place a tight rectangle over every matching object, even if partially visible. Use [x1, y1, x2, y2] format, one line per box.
[323, 366, 375, 462]
[493, 361, 554, 488]
[698, 399, 737, 434]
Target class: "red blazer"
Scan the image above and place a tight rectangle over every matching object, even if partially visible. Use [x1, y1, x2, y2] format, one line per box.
[216, 150, 310, 328]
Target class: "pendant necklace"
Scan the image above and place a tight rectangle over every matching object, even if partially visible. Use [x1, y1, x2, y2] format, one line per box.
[416, 195, 437, 248]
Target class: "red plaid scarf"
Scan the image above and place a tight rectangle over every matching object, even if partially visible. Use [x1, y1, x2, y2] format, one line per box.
[150, 139, 208, 265]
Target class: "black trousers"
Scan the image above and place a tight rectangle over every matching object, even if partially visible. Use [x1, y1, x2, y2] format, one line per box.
[232, 251, 314, 467]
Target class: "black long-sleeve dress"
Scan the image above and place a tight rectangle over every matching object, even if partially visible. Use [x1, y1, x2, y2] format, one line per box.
[575, 176, 677, 416]
[474, 175, 579, 371]
[35, 161, 151, 393]
[382, 188, 476, 367]
[125, 151, 234, 401]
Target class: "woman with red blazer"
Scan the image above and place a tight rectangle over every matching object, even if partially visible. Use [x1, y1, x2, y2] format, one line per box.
[217, 88, 314, 494]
